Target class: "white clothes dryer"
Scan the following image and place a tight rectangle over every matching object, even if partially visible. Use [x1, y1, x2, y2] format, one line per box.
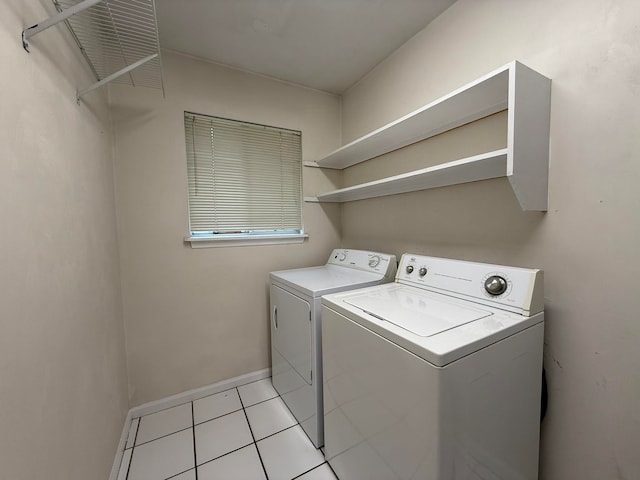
[270, 249, 397, 448]
[322, 253, 544, 480]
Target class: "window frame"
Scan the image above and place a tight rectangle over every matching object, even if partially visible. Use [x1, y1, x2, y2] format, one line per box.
[182, 112, 307, 248]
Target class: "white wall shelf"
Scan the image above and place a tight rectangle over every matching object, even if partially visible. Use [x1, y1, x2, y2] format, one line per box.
[307, 61, 551, 211]
[305, 149, 508, 203]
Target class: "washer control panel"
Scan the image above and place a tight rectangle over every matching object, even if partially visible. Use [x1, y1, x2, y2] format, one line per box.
[397, 254, 543, 315]
[328, 249, 397, 277]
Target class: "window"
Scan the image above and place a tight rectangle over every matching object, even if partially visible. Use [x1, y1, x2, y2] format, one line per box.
[183, 112, 305, 247]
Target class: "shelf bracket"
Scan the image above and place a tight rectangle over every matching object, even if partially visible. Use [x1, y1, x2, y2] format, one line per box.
[76, 53, 159, 103]
[22, 0, 103, 52]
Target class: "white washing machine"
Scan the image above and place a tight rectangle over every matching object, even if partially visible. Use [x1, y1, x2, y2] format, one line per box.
[322, 253, 544, 480]
[270, 249, 397, 448]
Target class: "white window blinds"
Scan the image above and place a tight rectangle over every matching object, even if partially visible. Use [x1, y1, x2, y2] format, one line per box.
[184, 112, 303, 236]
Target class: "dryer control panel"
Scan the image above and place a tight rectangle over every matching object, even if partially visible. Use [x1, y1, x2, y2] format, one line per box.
[397, 254, 543, 316]
[327, 249, 397, 278]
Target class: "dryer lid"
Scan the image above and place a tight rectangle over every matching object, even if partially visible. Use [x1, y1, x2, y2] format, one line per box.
[271, 265, 386, 297]
[344, 287, 492, 337]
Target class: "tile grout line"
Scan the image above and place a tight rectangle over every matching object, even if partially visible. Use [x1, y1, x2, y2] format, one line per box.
[326, 460, 339, 479]
[195, 441, 255, 469]
[240, 392, 280, 409]
[125, 417, 141, 480]
[129, 388, 254, 448]
[255, 422, 299, 443]
[131, 400, 193, 420]
[131, 425, 194, 448]
[291, 462, 330, 480]
[191, 401, 198, 480]
[193, 406, 243, 427]
[166, 467, 196, 480]
[192, 389, 277, 428]
[123, 449, 133, 480]
[193, 422, 300, 470]
[242, 380, 328, 477]
[128, 411, 197, 479]
[237, 386, 270, 479]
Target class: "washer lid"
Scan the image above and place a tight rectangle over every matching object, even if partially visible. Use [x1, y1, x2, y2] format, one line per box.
[344, 288, 492, 337]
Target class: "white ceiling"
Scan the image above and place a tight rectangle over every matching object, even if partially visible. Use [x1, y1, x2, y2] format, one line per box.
[155, 0, 456, 94]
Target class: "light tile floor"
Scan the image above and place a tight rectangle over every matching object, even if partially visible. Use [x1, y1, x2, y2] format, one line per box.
[117, 378, 338, 480]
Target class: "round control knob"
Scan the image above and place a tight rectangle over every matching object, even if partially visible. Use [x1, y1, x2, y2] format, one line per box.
[484, 276, 508, 296]
[338, 252, 347, 262]
[419, 267, 427, 277]
[406, 265, 414, 274]
[368, 255, 381, 268]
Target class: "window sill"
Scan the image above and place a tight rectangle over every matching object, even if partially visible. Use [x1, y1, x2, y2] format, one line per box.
[184, 233, 309, 249]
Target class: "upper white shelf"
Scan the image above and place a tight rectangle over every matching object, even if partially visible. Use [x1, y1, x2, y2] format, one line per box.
[309, 61, 551, 211]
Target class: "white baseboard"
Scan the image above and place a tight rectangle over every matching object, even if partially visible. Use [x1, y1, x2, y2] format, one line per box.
[109, 368, 271, 480]
[129, 368, 271, 418]
[108, 409, 133, 480]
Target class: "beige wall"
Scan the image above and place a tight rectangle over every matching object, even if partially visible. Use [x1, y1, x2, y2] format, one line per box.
[4, 2, 636, 477]
[0, 2, 128, 479]
[339, 1, 640, 479]
[110, 51, 342, 406]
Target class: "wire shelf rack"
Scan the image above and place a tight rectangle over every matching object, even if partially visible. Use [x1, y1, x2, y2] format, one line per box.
[22, 0, 164, 101]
